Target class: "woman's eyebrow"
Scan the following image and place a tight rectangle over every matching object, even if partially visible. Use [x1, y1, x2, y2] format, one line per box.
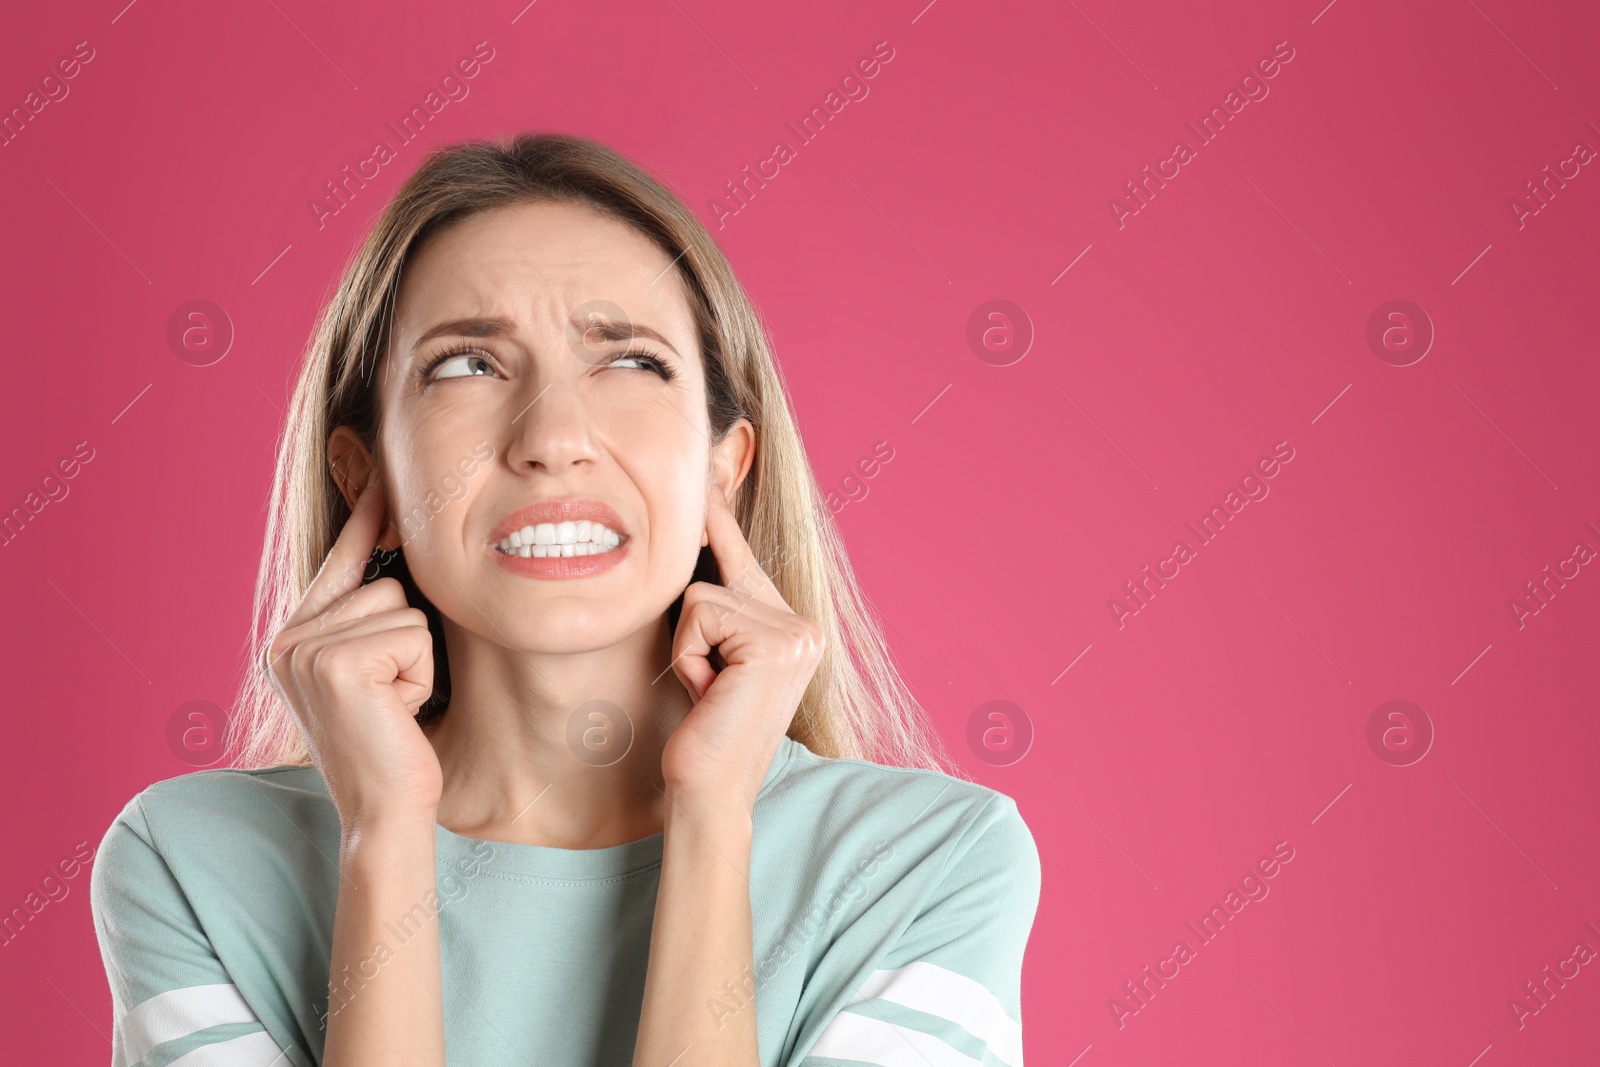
[578, 315, 682, 360]
[409, 314, 683, 360]
[410, 316, 517, 355]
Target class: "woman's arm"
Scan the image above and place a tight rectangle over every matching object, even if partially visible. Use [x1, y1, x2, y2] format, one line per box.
[635, 483, 827, 1066]
[321, 816, 446, 1067]
[265, 471, 451, 1064]
[632, 791, 758, 1067]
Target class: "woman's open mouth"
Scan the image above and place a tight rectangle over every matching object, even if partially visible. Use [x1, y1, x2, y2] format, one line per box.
[494, 520, 623, 558]
[489, 500, 630, 578]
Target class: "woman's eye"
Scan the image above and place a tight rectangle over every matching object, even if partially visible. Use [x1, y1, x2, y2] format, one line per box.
[608, 350, 675, 379]
[430, 353, 498, 380]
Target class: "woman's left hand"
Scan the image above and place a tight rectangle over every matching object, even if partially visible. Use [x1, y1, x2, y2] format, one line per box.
[662, 482, 825, 814]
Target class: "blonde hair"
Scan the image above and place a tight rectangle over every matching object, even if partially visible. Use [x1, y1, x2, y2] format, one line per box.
[226, 132, 964, 779]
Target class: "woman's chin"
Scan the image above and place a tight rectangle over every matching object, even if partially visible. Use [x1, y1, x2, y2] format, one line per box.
[481, 609, 652, 658]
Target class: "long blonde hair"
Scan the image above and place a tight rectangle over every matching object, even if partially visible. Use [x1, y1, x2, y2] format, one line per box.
[226, 131, 963, 779]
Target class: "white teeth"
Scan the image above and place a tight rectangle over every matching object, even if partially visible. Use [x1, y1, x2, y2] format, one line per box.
[496, 520, 622, 558]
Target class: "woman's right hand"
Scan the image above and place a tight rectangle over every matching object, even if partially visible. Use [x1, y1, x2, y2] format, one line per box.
[265, 470, 443, 835]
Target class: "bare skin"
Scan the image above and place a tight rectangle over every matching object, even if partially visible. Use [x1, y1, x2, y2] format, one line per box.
[266, 200, 823, 1066]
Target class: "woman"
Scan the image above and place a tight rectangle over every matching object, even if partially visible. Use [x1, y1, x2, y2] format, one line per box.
[89, 132, 1041, 1067]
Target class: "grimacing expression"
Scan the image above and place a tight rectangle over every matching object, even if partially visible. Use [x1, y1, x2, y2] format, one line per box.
[367, 199, 738, 652]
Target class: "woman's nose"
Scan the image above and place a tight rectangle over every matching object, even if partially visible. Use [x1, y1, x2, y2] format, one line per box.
[505, 372, 601, 474]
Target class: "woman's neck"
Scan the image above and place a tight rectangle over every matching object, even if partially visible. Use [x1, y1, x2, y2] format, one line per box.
[422, 614, 695, 850]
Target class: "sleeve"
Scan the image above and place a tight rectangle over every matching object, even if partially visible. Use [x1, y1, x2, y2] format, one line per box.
[798, 794, 1043, 1067]
[89, 795, 294, 1067]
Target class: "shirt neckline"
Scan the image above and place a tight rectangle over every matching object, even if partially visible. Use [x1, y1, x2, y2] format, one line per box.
[433, 734, 799, 883]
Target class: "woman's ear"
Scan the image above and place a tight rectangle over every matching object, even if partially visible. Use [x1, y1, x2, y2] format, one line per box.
[702, 419, 756, 547]
[328, 426, 401, 551]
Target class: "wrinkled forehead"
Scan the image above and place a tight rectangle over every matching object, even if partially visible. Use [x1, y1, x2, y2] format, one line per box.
[387, 199, 698, 368]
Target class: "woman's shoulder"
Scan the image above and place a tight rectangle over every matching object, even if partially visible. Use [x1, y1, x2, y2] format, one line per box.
[128, 762, 327, 800]
[107, 760, 329, 822]
[89, 765, 339, 1067]
[755, 738, 1041, 1066]
[95, 763, 337, 875]
[762, 735, 1039, 879]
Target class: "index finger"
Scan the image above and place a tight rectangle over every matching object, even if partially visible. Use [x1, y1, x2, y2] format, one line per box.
[286, 469, 388, 629]
[703, 482, 785, 610]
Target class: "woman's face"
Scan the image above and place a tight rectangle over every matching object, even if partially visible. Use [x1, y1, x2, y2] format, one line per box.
[333, 198, 751, 652]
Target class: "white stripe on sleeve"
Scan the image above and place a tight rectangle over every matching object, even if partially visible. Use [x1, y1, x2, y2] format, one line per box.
[809, 1010, 986, 1067]
[845, 962, 1022, 1067]
[121, 982, 262, 1063]
[165, 1030, 291, 1067]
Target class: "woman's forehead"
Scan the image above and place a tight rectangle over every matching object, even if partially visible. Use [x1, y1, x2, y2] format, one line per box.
[395, 200, 695, 341]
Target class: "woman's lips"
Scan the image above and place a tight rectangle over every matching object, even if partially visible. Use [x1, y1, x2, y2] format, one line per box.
[488, 497, 630, 579]
[489, 497, 628, 543]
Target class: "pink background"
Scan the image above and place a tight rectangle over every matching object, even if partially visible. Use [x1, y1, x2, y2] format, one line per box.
[3, 0, 1598, 1062]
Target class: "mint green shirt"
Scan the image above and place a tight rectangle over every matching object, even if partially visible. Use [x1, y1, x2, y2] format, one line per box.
[90, 734, 1041, 1066]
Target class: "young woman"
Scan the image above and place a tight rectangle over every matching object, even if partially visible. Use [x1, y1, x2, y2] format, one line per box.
[90, 133, 1041, 1067]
